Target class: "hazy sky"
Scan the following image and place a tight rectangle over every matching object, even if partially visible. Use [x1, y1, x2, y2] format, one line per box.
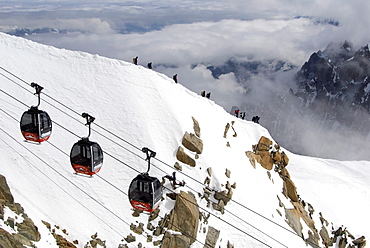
[1, 0, 369, 159]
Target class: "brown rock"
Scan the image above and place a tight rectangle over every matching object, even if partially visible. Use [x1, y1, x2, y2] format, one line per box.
[176, 146, 196, 167]
[283, 178, 299, 202]
[162, 191, 199, 248]
[204, 226, 220, 248]
[258, 151, 274, 170]
[16, 216, 41, 242]
[181, 132, 203, 154]
[256, 136, 272, 151]
[223, 123, 230, 138]
[284, 208, 303, 236]
[192, 117, 201, 137]
[0, 174, 14, 205]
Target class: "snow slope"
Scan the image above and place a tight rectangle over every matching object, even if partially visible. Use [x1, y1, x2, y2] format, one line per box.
[0, 32, 369, 248]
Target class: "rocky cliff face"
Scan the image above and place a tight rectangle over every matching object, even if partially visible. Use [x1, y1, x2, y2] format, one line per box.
[295, 41, 370, 118]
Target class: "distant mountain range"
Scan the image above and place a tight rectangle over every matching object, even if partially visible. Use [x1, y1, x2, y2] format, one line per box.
[7, 27, 69, 36]
[208, 41, 370, 161]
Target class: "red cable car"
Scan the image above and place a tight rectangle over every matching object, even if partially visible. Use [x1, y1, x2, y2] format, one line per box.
[70, 113, 103, 176]
[20, 83, 52, 143]
[128, 148, 163, 212]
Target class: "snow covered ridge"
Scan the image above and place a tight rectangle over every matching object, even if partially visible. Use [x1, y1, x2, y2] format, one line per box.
[0, 32, 369, 247]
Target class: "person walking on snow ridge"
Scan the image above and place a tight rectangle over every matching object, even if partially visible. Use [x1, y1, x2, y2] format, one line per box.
[133, 56, 138, 65]
[235, 109, 239, 117]
[173, 74, 178, 83]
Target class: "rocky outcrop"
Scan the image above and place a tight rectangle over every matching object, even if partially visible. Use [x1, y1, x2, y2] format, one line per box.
[0, 174, 41, 247]
[192, 117, 201, 138]
[181, 132, 203, 154]
[204, 226, 220, 248]
[247, 138, 366, 248]
[175, 117, 204, 168]
[0, 174, 81, 248]
[249, 136, 281, 171]
[161, 191, 199, 248]
[176, 146, 196, 167]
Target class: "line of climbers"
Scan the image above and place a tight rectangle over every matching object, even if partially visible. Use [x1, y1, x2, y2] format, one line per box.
[133, 56, 178, 84]
[234, 109, 260, 123]
[200, 91, 211, 99]
[133, 56, 262, 122]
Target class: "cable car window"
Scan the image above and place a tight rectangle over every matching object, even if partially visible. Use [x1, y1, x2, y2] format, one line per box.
[92, 144, 102, 165]
[138, 181, 150, 194]
[70, 145, 81, 158]
[153, 179, 161, 191]
[40, 113, 51, 129]
[83, 146, 91, 159]
[21, 113, 33, 126]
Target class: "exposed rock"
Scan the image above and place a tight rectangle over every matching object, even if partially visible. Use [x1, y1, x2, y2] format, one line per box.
[256, 136, 272, 151]
[149, 208, 160, 222]
[132, 209, 143, 217]
[13, 233, 33, 247]
[257, 151, 274, 170]
[339, 236, 347, 248]
[6, 217, 15, 229]
[53, 232, 77, 248]
[227, 240, 234, 248]
[162, 191, 199, 248]
[319, 225, 333, 247]
[182, 132, 203, 154]
[214, 190, 232, 205]
[272, 151, 282, 163]
[124, 234, 136, 243]
[223, 123, 230, 138]
[245, 151, 259, 168]
[207, 168, 212, 177]
[192, 117, 201, 138]
[353, 236, 366, 248]
[230, 124, 237, 137]
[147, 222, 155, 231]
[225, 169, 231, 178]
[0, 228, 25, 248]
[174, 162, 182, 171]
[306, 230, 320, 248]
[212, 199, 225, 214]
[285, 208, 303, 237]
[130, 223, 144, 235]
[281, 152, 289, 167]
[42, 220, 51, 230]
[267, 171, 272, 180]
[279, 167, 290, 180]
[16, 216, 41, 242]
[176, 146, 196, 167]
[0, 174, 15, 205]
[204, 226, 220, 248]
[291, 202, 317, 238]
[283, 178, 299, 202]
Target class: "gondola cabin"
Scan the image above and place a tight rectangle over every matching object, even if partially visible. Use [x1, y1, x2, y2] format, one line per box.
[128, 173, 163, 212]
[20, 106, 52, 143]
[70, 137, 103, 176]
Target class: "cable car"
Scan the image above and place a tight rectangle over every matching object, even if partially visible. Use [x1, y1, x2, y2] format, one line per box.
[20, 83, 52, 143]
[70, 113, 103, 176]
[128, 147, 163, 212]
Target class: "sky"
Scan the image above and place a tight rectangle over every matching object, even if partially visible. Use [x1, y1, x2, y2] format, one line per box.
[1, 32, 370, 248]
[0, 0, 369, 160]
